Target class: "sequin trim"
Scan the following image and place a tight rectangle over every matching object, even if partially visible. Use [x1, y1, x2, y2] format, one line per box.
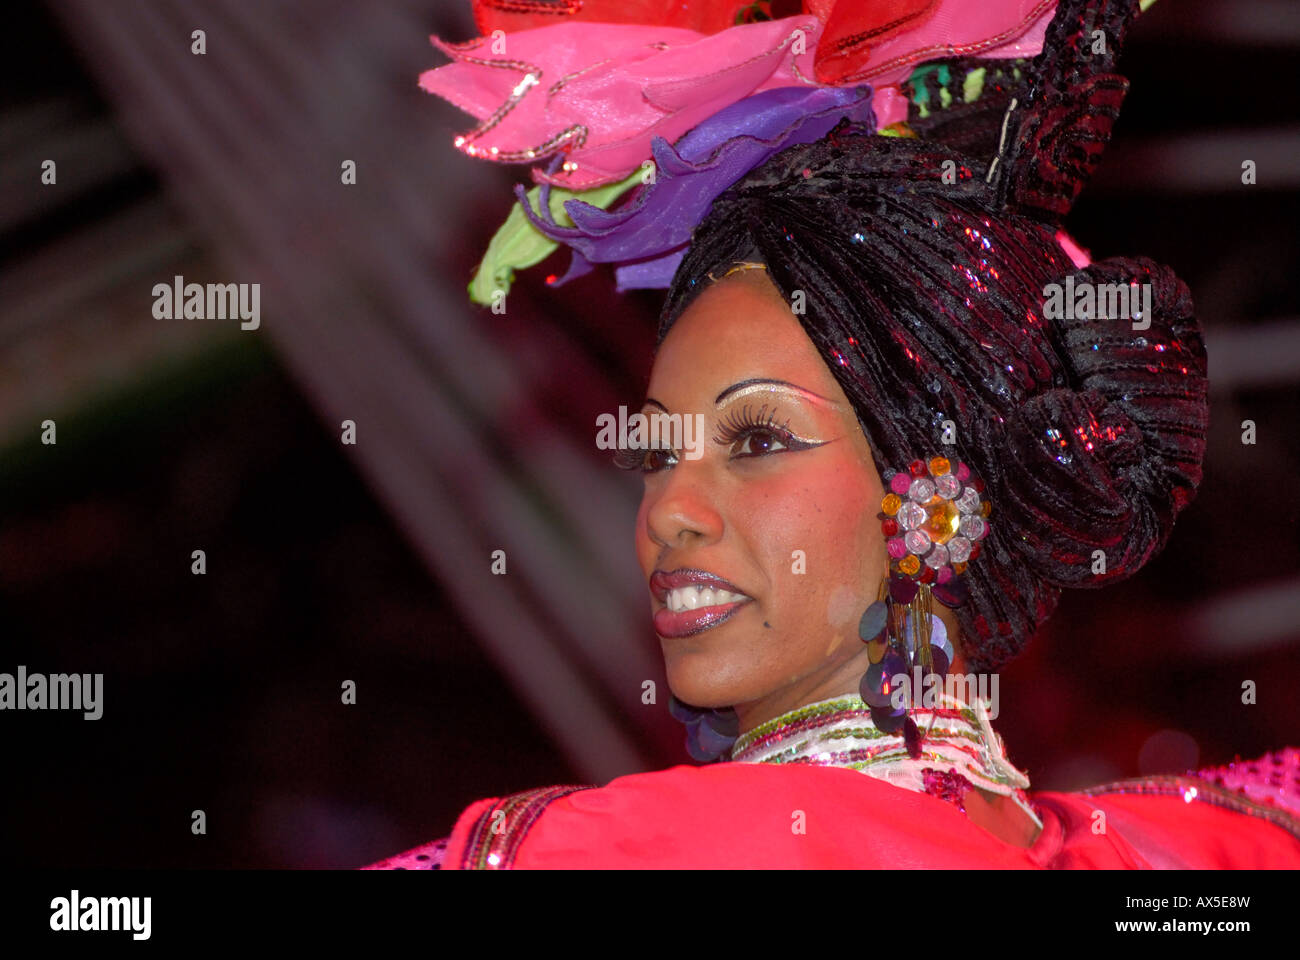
[477, 0, 583, 17]
[547, 58, 615, 100]
[683, 20, 820, 89]
[1081, 774, 1300, 844]
[734, 697, 977, 754]
[441, 51, 589, 164]
[732, 693, 1041, 829]
[361, 835, 448, 870]
[459, 784, 596, 869]
[837, 0, 1056, 83]
[1188, 748, 1300, 817]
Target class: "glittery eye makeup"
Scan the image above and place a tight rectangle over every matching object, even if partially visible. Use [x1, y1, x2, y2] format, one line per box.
[617, 377, 838, 473]
[712, 403, 825, 459]
[713, 379, 840, 408]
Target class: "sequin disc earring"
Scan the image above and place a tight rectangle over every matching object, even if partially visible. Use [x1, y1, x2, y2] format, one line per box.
[858, 456, 991, 757]
[669, 695, 740, 763]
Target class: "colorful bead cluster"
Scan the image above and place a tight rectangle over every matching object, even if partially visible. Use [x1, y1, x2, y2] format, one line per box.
[921, 767, 975, 812]
[880, 456, 990, 585]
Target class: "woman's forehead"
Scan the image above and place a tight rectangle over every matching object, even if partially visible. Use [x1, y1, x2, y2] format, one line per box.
[651, 272, 839, 397]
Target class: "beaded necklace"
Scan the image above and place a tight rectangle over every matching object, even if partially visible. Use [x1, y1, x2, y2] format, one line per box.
[731, 692, 1043, 830]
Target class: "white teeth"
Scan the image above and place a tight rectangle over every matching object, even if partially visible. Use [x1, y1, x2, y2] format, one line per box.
[665, 584, 748, 614]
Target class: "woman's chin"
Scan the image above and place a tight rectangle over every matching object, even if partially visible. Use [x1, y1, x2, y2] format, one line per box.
[664, 658, 756, 711]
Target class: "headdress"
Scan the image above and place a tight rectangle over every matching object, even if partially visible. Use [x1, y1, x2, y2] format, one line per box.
[421, 0, 1061, 300]
[421, 1, 1208, 680]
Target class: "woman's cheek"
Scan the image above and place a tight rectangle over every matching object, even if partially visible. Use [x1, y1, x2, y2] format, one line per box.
[777, 458, 876, 626]
[634, 498, 657, 571]
[743, 470, 844, 598]
[734, 473, 816, 568]
[825, 583, 863, 632]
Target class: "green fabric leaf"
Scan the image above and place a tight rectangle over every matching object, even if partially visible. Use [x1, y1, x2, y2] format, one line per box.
[468, 167, 646, 306]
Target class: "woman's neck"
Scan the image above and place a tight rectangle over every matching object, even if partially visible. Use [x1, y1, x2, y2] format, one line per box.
[733, 616, 972, 736]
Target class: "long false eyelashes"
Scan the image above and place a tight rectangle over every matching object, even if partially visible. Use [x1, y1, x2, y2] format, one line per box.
[612, 445, 652, 471]
[712, 403, 792, 446]
[611, 402, 806, 471]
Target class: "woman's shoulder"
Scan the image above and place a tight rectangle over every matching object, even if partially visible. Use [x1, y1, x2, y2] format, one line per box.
[1032, 747, 1300, 868]
[361, 781, 608, 870]
[360, 749, 1300, 868]
[362, 762, 1039, 869]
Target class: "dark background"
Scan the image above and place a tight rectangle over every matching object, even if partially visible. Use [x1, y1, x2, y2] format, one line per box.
[1, 1, 1297, 868]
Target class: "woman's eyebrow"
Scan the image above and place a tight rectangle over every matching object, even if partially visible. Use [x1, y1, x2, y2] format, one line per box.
[642, 379, 838, 411]
[714, 378, 836, 405]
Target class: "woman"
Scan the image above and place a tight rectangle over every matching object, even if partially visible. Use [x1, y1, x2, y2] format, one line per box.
[366, 0, 1300, 868]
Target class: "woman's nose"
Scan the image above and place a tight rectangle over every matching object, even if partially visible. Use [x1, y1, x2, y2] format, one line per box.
[644, 460, 724, 549]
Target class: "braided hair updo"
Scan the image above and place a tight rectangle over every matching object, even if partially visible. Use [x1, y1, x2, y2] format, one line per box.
[657, 0, 1209, 672]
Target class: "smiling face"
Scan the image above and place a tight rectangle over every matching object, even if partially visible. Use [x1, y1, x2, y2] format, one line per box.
[633, 267, 892, 733]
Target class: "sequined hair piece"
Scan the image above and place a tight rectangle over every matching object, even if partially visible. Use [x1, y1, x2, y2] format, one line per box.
[658, 0, 1210, 671]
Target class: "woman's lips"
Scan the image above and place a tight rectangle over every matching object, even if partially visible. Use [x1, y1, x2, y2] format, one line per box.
[653, 599, 750, 638]
[649, 569, 753, 639]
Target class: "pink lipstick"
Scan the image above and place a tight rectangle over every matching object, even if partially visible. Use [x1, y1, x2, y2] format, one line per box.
[650, 569, 753, 638]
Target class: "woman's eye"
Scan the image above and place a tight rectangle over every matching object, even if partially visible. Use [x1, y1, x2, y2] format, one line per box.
[731, 427, 789, 458]
[612, 445, 678, 474]
[642, 448, 678, 473]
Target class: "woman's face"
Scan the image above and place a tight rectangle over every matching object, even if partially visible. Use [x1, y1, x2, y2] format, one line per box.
[634, 268, 890, 732]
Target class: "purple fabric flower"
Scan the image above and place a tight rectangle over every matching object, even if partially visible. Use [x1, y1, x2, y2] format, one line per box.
[515, 84, 877, 292]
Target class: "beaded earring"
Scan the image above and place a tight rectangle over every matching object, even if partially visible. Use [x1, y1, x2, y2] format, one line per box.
[858, 456, 991, 758]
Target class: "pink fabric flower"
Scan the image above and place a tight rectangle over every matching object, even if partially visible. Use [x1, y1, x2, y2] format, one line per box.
[422, 17, 828, 190]
[421, 1, 1056, 190]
